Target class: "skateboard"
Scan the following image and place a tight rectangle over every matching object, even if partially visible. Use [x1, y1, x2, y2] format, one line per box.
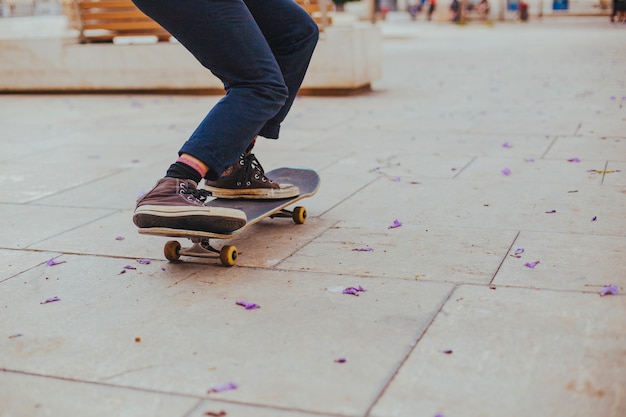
[138, 167, 320, 267]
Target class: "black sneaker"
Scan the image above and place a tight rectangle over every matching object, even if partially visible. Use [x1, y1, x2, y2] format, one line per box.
[133, 178, 247, 233]
[203, 153, 299, 199]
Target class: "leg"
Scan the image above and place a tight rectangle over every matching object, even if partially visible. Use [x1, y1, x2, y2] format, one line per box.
[132, 0, 290, 179]
[203, 0, 320, 199]
[243, 0, 319, 139]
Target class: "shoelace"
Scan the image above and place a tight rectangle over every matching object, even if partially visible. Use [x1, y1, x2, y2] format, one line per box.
[237, 153, 270, 186]
[180, 182, 212, 203]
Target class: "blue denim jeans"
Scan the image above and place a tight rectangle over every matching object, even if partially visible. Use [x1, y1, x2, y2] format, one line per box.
[132, 0, 319, 179]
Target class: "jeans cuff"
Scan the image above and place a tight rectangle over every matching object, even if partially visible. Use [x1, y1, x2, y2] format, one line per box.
[259, 124, 280, 139]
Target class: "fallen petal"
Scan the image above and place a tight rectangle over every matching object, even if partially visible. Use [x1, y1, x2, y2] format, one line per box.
[525, 261, 540, 269]
[335, 358, 347, 363]
[567, 157, 580, 163]
[203, 411, 227, 417]
[545, 210, 557, 214]
[115, 236, 125, 241]
[208, 382, 238, 393]
[40, 296, 61, 304]
[352, 247, 374, 252]
[137, 259, 151, 265]
[388, 219, 403, 229]
[46, 257, 66, 267]
[501, 168, 512, 176]
[343, 286, 367, 296]
[236, 301, 260, 310]
[600, 284, 618, 297]
[502, 142, 512, 148]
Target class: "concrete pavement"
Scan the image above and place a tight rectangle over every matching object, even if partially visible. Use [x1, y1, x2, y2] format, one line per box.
[1, 16, 625, 417]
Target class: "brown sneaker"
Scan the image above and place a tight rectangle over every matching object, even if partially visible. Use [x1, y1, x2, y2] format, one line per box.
[203, 153, 299, 199]
[133, 178, 247, 233]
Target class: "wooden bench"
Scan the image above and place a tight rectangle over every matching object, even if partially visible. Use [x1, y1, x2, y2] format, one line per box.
[63, 0, 332, 44]
[63, 0, 170, 43]
[295, 0, 334, 27]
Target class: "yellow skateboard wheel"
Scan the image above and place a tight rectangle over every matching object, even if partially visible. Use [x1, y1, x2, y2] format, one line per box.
[292, 206, 307, 224]
[164, 240, 181, 261]
[220, 245, 238, 267]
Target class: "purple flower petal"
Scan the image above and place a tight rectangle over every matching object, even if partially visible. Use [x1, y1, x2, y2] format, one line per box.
[343, 286, 367, 296]
[391, 176, 401, 182]
[442, 349, 453, 354]
[236, 300, 260, 310]
[600, 284, 618, 297]
[502, 142, 512, 148]
[514, 248, 525, 255]
[335, 358, 347, 363]
[525, 261, 540, 269]
[208, 382, 238, 393]
[545, 210, 557, 214]
[388, 219, 403, 229]
[352, 247, 374, 252]
[46, 257, 65, 267]
[567, 157, 580, 163]
[591, 216, 597, 222]
[40, 296, 61, 304]
[524, 158, 535, 163]
[124, 265, 137, 270]
[8, 333, 23, 339]
[137, 259, 151, 265]
[115, 236, 125, 241]
[501, 168, 512, 176]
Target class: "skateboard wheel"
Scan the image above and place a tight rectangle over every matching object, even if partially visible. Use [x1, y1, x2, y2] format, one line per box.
[164, 240, 181, 261]
[292, 206, 307, 224]
[220, 245, 238, 267]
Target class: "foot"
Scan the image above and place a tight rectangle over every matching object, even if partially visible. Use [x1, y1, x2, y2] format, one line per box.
[203, 153, 299, 199]
[133, 178, 247, 233]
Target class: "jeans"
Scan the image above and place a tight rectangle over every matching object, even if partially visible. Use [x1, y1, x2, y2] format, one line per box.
[132, 0, 319, 180]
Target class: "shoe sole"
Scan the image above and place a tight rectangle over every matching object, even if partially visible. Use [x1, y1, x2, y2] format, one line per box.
[204, 184, 300, 200]
[133, 206, 247, 234]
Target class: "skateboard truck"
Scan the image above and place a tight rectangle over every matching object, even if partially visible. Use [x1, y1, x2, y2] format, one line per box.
[164, 238, 238, 267]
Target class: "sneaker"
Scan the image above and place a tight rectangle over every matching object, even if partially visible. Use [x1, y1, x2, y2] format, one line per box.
[133, 178, 247, 233]
[203, 153, 299, 199]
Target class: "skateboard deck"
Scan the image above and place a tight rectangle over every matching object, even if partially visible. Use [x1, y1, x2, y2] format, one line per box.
[138, 167, 320, 266]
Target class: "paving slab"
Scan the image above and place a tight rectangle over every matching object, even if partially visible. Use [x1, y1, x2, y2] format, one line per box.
[545, 136, 626, 162]
[495, 231, 626, 292]
[324, 177, 626, 236]
[369, 285, 626, 417]
[279, 222, 517, 284]
[0, 254, 454, 416]
[0, 249, 58, 283]
[0, 204, 115, 249]
[0, 371, 198, 417]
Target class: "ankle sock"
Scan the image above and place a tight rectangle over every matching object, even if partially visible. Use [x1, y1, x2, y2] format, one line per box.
[166, 161, 202, 184]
